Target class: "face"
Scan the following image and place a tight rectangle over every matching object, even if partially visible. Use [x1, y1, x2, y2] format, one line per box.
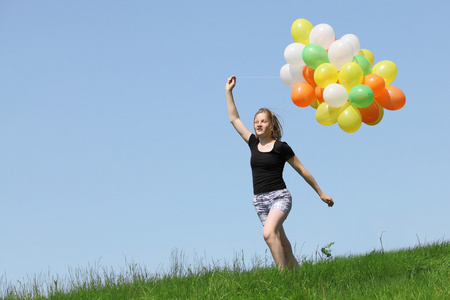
[254, 112, 272, 138]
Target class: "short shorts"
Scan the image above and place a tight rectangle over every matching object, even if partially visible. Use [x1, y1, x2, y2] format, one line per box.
[252, 188, 292, 226]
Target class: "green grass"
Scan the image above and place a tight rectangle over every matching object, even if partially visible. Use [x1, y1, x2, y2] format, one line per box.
[2, 241, 449, 299]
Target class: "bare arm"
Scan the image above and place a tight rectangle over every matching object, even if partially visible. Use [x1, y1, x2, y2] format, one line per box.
[288, 155, 334, 207]
[225, 75, 252, 143]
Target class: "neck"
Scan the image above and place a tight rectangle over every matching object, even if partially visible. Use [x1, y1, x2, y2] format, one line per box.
[258, 136, 275, 145]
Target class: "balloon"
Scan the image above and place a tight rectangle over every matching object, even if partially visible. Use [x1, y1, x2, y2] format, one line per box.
[340, 34, 360, 56]
[284, 43, 306, 67]
[323, 83, 348, 108]
[338, 105, 362, 133]
[314, 63, 338, 88]
[302, 44, 329, 70]
[315, 85, 324, 102]
[309, 23, 335, 50]
[386, 86, 406, 110]
[358, 49, 374, 67]
[363, 74, 385, 98]
[348, 84, 374, 108]
[375, 86, 406, 110]
[280, 64, 305, 88]
[310, 99, 321, 109]
[328, 39, 354, 70]
[366, 101, 384, 125]
[316, 102, 341, 125]
[358, 100, 380, 124]
[372, 60, 397, 85]
[302, 65, 316, 86]
[338, 62, 363, 91]
[291, 19, 314, 45]
[291, 82, 315, 107]
[352, 55, 371, 77]
[374, 89, 389, 109]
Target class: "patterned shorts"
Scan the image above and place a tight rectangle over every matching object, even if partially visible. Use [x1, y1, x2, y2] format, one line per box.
[252, 188, 292, 226]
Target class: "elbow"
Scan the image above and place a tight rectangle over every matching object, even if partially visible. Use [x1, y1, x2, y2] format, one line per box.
[229, 117, 239, 125]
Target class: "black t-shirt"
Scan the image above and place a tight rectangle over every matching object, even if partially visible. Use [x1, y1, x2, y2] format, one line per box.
[248, 134, 295, 195]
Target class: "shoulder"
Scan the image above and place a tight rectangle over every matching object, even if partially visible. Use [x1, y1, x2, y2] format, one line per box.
[276, 139, 295, 159]
[275, 139, 292, 149]
[248, 134, 258, 148]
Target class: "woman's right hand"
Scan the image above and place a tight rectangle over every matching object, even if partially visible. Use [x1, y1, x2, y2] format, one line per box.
[225, 75, 236, 92]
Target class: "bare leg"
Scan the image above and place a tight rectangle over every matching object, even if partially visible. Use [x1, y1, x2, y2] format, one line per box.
[279, 226, 299, 269]
[262, 209, 288, 270]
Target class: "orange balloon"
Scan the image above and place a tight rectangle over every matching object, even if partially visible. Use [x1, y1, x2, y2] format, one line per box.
[386, 86, 406, 110]
[375, 89, 389, 109]
[375, 86, 406, 110]
[358, 100, 380, 124]
[363, 74, 385, 98]
[291, 82, 315, 107]
[366, 101, 384, 125]
[302, 65, 316, 86]
[315, 86, 324, 102]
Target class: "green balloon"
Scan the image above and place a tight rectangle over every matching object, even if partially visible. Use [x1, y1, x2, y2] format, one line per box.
[352, 55, 371, 77]
[302, 44, 329, 70]
[348, 84, 374, 108]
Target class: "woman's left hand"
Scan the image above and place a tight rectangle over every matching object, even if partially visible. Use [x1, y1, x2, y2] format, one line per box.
[320, 194, 334, 207]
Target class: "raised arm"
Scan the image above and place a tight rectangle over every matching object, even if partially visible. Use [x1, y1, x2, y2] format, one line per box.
[287, 155, 334, 207]
[225, 75, 252, 143]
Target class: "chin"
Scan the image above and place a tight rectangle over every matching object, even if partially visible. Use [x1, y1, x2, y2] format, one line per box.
[255, 132, 268, 139]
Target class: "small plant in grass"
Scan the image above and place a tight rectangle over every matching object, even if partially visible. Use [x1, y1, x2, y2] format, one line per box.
[320, 242, 335, 259]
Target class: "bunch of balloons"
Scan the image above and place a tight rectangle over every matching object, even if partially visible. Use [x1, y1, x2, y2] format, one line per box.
[280, 18, 406, 133]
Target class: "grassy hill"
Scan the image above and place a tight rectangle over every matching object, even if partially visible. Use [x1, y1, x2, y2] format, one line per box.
[2, 241, 449, 299]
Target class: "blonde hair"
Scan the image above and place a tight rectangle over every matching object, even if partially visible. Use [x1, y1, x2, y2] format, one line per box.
[254, 108, 283, 140]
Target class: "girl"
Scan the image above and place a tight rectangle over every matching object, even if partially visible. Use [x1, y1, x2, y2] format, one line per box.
[225, 75, 334, 270]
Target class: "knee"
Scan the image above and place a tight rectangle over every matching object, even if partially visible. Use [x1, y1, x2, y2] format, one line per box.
[262, 228, 278, 244]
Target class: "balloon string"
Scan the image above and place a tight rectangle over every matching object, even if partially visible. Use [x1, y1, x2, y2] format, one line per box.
[237, 76, 279, 79]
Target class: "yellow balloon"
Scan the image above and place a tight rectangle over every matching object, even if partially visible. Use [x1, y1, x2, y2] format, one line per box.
[316, 102, 341, 126]
[358, 49, 374, 67]
[314, 63, 338, 88]
[338, 62, 363, 91]
[291, 19, 313, 45]
[310, 99, 321, 109]
[338, 101, 351, 113]
[338, 105, 362, 133]
[371, 60, 397, 86]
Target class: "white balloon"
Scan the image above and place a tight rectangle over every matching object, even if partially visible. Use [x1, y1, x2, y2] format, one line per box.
[340, 33, 360, 56]
[323, 83, 348, 108]
[280, 64, 305, 88]
[328, 39, 354, 70]
[309, 23, 335, 50]
[284, 43, 305, 67]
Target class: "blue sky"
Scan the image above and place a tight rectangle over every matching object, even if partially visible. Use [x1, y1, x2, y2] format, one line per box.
[1, 0, 449, 285]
